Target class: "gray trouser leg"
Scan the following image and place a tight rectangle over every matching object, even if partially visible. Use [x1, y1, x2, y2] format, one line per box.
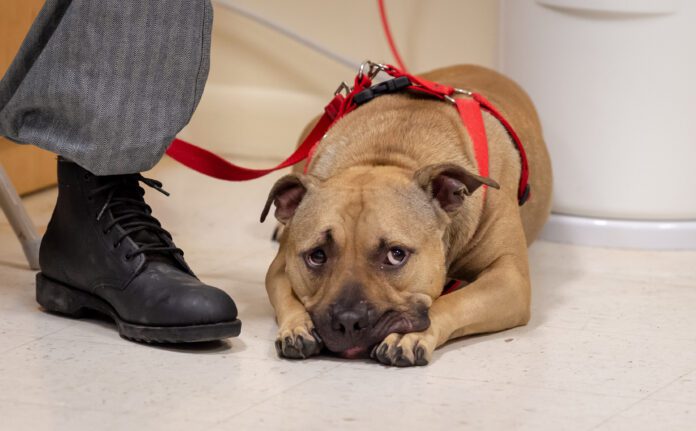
[0, 0, 213, 175]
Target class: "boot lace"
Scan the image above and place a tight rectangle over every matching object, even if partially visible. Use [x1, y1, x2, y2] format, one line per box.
[90, 174, 183, 261]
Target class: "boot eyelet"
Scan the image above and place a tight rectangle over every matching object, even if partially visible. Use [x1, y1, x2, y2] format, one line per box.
[124, 254, 132, 261]
[113, 242, 120, 249]
[103, 228, 110, 234]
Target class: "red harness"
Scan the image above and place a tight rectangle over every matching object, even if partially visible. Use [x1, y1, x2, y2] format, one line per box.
[166, 62, 530, 205]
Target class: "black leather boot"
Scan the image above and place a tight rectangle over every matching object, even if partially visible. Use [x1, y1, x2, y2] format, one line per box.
[36, 158, 241, 343]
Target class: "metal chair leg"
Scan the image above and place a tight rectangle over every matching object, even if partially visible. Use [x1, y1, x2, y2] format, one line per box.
[0, 163, 41, 270]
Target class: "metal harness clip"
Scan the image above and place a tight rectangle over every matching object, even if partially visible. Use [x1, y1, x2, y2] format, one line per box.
[334, 81, 351, 96]
[444, 88, 474, 104]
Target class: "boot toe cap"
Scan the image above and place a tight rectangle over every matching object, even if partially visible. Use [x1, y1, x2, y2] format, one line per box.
[106, 263, 239, 327]
[176, 285, 238, 325]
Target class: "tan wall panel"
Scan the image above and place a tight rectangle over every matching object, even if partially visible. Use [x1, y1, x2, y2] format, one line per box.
[0, 0, 57, 195]
[208, 0, 500, 94]
[180, 0, 500, 159]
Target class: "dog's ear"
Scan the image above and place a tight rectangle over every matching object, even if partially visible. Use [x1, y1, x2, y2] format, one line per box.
[415, 163, 499, 213]
[260, 174, 314, 224]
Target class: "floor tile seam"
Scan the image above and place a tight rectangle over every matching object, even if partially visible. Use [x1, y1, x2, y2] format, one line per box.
[208, 362, 345, 427]
[0, 336, 42, 355]
[587, 369, 696, 430]
[533, 323, 696, 343]
[532, 268, 696, 289]
[330, 365, 653, 400]
[644, 367, 696, 404]
[0, 397, 221, 427]
[0, 324, 79, 355]
[0, 396, 130, 415]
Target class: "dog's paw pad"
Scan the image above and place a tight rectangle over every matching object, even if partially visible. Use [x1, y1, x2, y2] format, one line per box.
[275, 325, 323, 359]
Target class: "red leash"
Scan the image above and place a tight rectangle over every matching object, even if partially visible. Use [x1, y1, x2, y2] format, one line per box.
[166, 61, 530, 204]
[165, 1, 531, 205]
[377, 0, 408, 72]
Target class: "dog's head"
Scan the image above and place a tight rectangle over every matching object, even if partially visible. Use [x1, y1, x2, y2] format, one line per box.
[261, 163, 497, 358]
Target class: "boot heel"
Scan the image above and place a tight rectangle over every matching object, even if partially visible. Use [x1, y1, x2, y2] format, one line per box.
[36, 273, 86, 317]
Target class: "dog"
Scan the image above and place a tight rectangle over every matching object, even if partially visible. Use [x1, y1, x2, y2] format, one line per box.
[261, 65, 552, 366]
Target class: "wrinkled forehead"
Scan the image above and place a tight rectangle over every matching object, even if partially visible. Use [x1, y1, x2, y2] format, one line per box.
[289, 174, 439, 250]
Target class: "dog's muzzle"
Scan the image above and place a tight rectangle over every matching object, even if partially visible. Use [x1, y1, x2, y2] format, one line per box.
[312, 300, 430, 358]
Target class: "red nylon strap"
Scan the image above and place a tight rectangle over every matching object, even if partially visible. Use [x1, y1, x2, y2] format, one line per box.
[442, 279, 464, 295]
[380, 65, 455, 99]
[166, 74, 374, 180]
[455, 97, 489, 182]
[167, 99, 338, 181]
[380, 66, 529, 204]
[165, 64, 530, 205]
[303, 74, 373, 171]
[473, 93, 531, 204]
[378, 0, 408, 72]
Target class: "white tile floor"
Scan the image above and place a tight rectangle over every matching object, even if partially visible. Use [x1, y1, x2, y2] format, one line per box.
[1, 158, 695, 431]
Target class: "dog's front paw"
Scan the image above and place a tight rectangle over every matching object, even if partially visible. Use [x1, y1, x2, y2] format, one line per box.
[371, 332, 436, 367]
[275, 320, 324, 359]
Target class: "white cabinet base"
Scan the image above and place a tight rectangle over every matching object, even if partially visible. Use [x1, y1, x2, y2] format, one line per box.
[540, 214, 696, 250]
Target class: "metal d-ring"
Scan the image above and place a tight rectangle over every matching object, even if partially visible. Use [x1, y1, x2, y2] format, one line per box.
[368, 62, 388, 79]
[357, 61, 370, 80]
[444, 88, 474, 104]
[357, 61, 388, 81]
[334, 81, 351, 96]
[454, 88, 473, 96]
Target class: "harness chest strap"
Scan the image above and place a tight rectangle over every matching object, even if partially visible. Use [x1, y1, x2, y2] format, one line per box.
[165, 64, 530, 205]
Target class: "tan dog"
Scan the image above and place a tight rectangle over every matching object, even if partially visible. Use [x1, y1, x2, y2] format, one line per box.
[261, 65, 552, 366]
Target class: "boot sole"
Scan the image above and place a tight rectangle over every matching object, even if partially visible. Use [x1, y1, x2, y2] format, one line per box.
[36, 273, 241, 343]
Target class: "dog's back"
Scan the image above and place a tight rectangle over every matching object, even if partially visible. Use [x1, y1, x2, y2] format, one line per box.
[421, 65, 553, 244]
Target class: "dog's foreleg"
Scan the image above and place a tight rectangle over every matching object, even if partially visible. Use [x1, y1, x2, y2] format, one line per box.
[373, 253, 530, 367]
[265, 252, 324, 359]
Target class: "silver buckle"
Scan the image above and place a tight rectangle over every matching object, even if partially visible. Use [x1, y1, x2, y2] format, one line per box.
[357, 60, 388, 81]
[335, 61, 389, 97]
[444, 88, 473, 104]
[334, 81, 351, 96]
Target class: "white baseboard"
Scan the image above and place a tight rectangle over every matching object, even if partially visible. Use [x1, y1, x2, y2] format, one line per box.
[540, 213, 696, 250]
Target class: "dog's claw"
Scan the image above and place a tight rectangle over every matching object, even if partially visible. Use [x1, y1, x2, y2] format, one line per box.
[276, 325, 323, 360]
[373, 333, 433, 367]
[393, 347, 414, 367]
[311, 328, 324, 345]
[414, 345, 428, 366]
[374, 343, 390, 365]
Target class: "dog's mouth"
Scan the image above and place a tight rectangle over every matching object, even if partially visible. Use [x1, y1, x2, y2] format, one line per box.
[315, 309, 430, 357]
[373, 309, 427, 338]
[339, 346, 371, 359]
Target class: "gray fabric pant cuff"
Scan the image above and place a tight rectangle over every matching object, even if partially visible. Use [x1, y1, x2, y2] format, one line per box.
[0, 0, 213, 175]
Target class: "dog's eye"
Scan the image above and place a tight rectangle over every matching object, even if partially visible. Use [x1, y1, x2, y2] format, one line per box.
[306, 249, 327, 268]
[385, 247, 409, 266]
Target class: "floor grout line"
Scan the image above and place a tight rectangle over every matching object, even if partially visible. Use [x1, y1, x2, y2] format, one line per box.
[206, 362, 345, 429]
[587, 368, 696, 431]
[0, 324, 78, 355]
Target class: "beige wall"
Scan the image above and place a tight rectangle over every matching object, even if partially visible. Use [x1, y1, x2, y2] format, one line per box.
[0, 0, 57, 195]
[180, 0, 500, 158]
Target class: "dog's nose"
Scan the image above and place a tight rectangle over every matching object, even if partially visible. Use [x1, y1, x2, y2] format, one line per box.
[331, 302, 370, 337]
